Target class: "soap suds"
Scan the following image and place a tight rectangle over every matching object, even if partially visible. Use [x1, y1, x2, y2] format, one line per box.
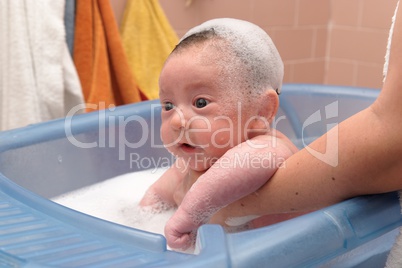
[52, 167, 174, 236]
[225, 215, 260, 227]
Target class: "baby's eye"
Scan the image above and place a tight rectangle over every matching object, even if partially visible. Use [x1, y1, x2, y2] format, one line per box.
[164, 102, 174, 111]
[194, 98, 209, 108]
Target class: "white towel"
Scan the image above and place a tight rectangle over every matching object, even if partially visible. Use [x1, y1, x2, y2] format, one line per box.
[0, 0, 84, 131]
[383, 1, 400, 81]
[384, 2, 402, 268]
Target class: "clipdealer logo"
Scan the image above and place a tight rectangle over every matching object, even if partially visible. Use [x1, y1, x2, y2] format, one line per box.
[63, 101, 339, 167]
[302, 101, 339, 167]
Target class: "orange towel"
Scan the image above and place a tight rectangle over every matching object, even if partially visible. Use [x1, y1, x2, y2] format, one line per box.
[74, 0, 144, 112]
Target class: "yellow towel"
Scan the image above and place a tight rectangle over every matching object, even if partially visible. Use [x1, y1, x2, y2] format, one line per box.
[121, 0, 178, 100]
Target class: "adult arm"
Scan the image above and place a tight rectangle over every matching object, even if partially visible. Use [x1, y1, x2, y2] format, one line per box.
[164, 2, 402, 249]
[217, 2, 402, 218]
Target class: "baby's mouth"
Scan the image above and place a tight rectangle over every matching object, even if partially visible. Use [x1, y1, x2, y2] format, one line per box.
[182, 143, 195, 149]
[179, 143, 197, 152]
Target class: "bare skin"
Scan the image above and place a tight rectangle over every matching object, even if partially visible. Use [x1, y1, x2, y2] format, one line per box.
[141, 129, 301, 250]
[217, 3, 402, 219]
[140, 33, 301, 250]
[156, 4, 402, 251]
[193, 1, 402, 233]
[162, 133, 302, 250]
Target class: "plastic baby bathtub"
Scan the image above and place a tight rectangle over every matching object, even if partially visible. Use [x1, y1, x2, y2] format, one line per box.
[0, 84, 401, 268]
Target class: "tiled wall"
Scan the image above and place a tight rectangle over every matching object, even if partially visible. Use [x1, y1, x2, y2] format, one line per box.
[327, 0, 398, 88]
[111, 0, 399, 89]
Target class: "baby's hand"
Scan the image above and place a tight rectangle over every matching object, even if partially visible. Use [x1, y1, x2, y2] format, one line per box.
[164, 206, 208, 250]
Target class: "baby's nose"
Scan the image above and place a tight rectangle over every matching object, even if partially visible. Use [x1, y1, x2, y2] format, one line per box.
[170, 108, 186, 130]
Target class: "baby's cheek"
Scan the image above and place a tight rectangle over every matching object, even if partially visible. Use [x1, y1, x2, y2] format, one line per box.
[209, 129, 234, 148]
[160, 124, 168, 142]
[188, 117, 211, 130]
[160, 124, 177, 146]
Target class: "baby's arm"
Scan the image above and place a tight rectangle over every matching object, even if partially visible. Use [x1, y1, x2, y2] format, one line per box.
[139, 158, 187, 209]
[164, 135, 297, 250]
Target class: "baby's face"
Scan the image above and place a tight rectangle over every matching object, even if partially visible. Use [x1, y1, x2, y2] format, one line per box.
[159, 44, 255, 172]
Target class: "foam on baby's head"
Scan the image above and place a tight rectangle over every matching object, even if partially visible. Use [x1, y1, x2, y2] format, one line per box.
[178, 18, 283, 94]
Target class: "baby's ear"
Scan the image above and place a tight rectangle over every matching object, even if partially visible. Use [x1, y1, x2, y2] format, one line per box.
[246, 89, 279, 139]
[259, 89, 279, 123]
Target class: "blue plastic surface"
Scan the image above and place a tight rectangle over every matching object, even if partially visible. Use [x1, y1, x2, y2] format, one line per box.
[0, 84, 401, 267]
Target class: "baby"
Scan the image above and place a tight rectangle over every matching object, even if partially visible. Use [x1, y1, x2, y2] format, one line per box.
[140, 18, 300, 250]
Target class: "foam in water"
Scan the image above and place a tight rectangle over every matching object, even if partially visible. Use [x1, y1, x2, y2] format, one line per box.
[52, 167, 174, 237]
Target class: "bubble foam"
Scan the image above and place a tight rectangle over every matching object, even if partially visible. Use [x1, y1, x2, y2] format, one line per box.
[52, 168, 174, 236]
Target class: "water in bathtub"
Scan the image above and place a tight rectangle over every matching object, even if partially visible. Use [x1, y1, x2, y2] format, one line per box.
[52, 167, 174, 238]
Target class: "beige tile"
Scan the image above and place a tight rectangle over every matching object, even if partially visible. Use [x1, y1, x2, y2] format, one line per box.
[325, 60, 356, 86]
[298, 0, 330, 26]
[356, 63, 383, 88]
[283, 62, 294, 83]
[198, 0, 252, 22]
[160, 0, 201, 31]
[110, 0, 127, 26]
[329, 28, 389, 63]
[292, 60, 326, 84]
[139, 0, 395, 91]
[314, 28, 328, 58]
[331, 0, 360, 27]
[274, 29, 315, 60]
[262, 27, 277, 40]
[176, 30, 189, 39]
[252, 0, 297, 27]
[361, 0, 399, 29]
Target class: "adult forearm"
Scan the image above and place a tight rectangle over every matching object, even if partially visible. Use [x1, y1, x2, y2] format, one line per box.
[223, 107, 402, 217]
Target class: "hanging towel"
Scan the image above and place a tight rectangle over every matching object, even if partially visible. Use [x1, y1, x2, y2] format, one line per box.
[0, 0, 85, 131]
[120, 0, 179, 100]
[74, 0, 143, 112]
[64, 0, 76, 56]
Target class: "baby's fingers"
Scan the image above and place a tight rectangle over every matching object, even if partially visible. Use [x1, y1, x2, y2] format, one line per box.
[164, 224, 195, 250]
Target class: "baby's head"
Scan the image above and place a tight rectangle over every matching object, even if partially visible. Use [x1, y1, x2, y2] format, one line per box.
[172, 18, 283, 99]
[159, 18, 283, 171]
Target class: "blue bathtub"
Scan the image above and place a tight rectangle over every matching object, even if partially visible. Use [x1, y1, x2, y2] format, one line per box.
[0, 84, 401, 267]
